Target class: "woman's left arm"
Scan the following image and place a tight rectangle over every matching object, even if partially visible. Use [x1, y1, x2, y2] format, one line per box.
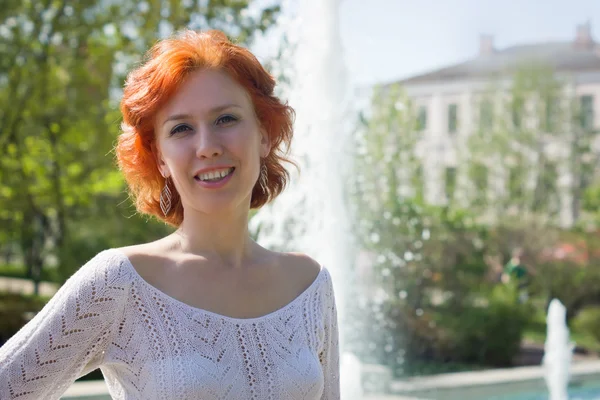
[320, 270, 340, 399]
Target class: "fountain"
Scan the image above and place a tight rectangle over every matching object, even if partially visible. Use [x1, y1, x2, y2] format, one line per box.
[543, 299, 575, 400]
[250, 0, 367, 397]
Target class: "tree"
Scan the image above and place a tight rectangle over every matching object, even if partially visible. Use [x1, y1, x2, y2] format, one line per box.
[349, 67, 589, 374]
[350, 83, 497, 373]
[464, 64, 600, 227]
[351, 83, 423, 225]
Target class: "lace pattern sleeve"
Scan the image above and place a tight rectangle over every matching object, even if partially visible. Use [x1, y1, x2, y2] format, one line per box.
[0, 250, 130, 400]
[320, 269, 340, 399]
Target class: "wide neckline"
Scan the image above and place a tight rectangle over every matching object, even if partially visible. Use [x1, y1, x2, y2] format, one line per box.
[109, 248, 326, 324]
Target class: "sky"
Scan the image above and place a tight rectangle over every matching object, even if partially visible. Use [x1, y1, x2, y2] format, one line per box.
[338, 0, 600, 87]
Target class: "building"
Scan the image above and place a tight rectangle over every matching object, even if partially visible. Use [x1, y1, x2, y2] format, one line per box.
[390, 22, 600, 227]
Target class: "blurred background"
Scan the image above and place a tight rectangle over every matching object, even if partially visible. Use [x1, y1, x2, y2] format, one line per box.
[2, 0, 600, 399]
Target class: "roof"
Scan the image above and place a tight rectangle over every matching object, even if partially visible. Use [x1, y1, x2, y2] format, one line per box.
[398, 42, 600, 85]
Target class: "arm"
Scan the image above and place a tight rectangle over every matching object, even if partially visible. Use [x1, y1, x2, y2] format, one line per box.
[0, 250, 130, 400]
[320, 269, 340, 400]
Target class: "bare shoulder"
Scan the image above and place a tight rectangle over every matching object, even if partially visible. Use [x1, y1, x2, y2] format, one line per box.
[116, 241, 174, 282]
[119, 243, 159, 263]
[278, 252, 323, 288]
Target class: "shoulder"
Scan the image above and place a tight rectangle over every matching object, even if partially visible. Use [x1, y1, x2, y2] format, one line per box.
[280, 251, 322, 277]
[282, 252, 322, 272]
[278, 254, 338, 323]
[72, 248, 131, 282]
[274, 252, 330, 295]
[114, 242, 172, 285]
[117, 243, 162, 267]
[67, 243, 165, 288]
[45, 249, 133, 315]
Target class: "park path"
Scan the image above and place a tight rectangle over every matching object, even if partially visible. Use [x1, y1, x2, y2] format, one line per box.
[0, 276, 58, 297]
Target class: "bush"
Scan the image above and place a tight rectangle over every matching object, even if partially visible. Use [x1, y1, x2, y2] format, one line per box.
[345, 284, 531, 378]
[343, 293, 450, 378]
[0, 292, 48, 346]
[532, 260, 600, 322]
[351, 200, 536, 374]
[439, 284, 532, 367]
[529, 229, 600, 321]
[572, 306, 600, 344]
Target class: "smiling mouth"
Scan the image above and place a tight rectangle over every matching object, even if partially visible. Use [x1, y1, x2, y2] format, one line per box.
[194, 167, 235, 183]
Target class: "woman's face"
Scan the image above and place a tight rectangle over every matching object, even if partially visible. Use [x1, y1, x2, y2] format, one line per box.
[154, 69, 270, 215]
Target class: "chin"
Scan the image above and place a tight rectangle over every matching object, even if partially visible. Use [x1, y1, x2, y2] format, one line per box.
[191, 195, 250, 216]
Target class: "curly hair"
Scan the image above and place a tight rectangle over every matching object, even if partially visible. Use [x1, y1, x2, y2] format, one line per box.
[116, 30, 295, 226]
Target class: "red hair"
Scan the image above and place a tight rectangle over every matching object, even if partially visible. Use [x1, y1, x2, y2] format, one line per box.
[116, 30, 295, 226]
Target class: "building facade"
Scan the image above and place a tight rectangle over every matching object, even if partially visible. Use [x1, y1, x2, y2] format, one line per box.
[392, 22, 600, 227]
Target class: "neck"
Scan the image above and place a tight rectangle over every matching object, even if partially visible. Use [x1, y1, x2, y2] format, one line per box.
[173, 205, 257, 269]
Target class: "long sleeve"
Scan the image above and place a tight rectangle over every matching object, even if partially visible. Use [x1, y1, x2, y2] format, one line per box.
[0, 250, 130, 400]
[320, 270, 340, 399]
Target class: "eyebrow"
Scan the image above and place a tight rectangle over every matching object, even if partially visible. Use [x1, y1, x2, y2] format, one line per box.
[162, 104, 243, 126]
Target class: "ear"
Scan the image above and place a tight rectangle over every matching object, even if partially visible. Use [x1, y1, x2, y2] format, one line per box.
[152, 141, 170, 178]
[259, 128, 272, 158]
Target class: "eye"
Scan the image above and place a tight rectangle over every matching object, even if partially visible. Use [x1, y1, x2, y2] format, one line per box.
[170, 124, 192, 135]
[216, 114, 238, 126]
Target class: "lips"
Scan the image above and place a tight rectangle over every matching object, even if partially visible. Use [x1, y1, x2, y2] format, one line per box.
[193, 167, 235, 189]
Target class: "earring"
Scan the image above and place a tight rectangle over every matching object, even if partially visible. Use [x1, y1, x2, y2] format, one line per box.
[160, 178, 172, 216]
[259, 163, 268, 194]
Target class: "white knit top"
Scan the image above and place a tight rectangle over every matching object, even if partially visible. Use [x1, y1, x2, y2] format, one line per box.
[0, 249, 340, 399]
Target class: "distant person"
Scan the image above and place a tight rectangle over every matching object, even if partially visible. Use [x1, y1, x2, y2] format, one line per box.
[502, 248, 530, 303]
[0, 30, 340, 399]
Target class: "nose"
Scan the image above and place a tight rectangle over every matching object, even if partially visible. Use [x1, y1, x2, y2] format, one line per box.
[195, 126, 223, 159]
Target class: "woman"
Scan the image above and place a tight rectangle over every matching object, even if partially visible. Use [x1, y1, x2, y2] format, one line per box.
[0, 30, 340, 399]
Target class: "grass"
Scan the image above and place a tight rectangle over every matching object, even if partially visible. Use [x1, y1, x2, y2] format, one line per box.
[0, 264, 58, 283]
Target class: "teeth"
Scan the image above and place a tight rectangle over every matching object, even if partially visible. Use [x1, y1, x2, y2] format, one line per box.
[197, 168, 232, 181]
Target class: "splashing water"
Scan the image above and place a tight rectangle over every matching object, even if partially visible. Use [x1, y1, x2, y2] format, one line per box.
[251, 0, 363, 397]
[543, 299, 575, 400]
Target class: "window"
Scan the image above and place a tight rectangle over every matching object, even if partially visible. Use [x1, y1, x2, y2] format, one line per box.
[580, 95, 594, 131]
[416, 106, 427, 131]
[479, 100, 494, 131]
[445, 167, 457, 202]
[448, 104, 458, 134]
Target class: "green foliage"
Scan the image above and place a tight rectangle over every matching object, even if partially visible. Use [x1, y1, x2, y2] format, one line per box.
[350, 80, 554, 375]
[582, 183, 600, 229]
[526, 229, 600, 320]
[464, 64, 570, 221]
[350, 60, 600, 379]
[0, 292, 47, 345]
[0, 264, 58, 283]
[351, 83, 423, 218]
[345, 261, 531, 376]
[438, 284, 533, 367]
[532, 261, 600, 322]
[572, 306, 600, 345]
[347, 192, 511, 374]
